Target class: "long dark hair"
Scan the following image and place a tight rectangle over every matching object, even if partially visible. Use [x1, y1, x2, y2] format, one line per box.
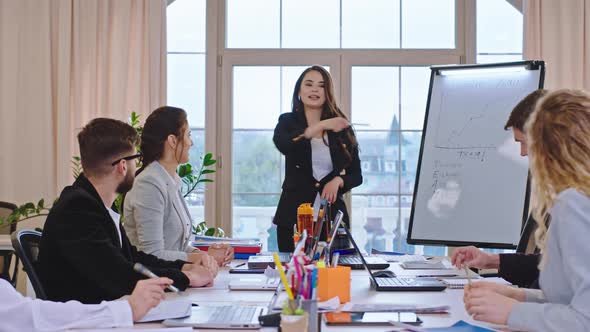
[137, 106, 188, 176]
[292, 65, 358, 164]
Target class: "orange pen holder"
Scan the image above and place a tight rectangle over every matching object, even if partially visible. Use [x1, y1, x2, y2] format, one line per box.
[317, 266, 351, 303]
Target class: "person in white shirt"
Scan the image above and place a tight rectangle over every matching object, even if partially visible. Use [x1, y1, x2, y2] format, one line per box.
[464, 89, 590, 331]
[0, 277, 171, 332]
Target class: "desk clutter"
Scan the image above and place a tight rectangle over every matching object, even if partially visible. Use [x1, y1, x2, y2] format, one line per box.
[192, 235, 262, 259]
[185, 200, 508, 330]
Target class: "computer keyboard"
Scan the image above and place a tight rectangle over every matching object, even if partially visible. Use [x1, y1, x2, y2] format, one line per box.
[209, 306, 257, 323]
[377, 277, 414, 286]
[339, 256, 363, 264]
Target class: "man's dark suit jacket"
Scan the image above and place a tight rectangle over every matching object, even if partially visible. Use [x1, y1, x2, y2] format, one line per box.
[273, 111, 363, 251]
[498, 214, 541, 288]
[37, 174, 190, 304]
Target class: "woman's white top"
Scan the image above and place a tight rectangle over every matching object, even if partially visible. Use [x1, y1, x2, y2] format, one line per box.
[507, 188, 590, 331]
[310, 136, 333, 181]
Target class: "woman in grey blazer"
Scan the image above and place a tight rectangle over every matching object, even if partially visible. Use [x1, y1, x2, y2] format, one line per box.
[464, 90, 590, 331]
[124, 107, 232, 265]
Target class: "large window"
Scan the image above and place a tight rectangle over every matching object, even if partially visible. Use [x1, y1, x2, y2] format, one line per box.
[226, 0, 455, 49]
[476, 0, 523, 64]
[167, 0, 524, 253]
[167, 0, 207, 221]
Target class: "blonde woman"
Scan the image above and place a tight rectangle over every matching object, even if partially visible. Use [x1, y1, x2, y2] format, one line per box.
[463, 89, 590, 331]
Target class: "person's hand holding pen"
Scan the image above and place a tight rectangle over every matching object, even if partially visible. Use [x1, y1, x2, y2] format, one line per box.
[463, 281, 525, 302]
[451, 246, 500, 269]
[292, 117, 350, 142]
[463, 282, 520, 325]
[463, 281, 525, 325]
[127, 278, 171, 321]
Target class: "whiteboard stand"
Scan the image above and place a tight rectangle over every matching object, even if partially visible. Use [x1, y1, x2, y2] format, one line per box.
[407, 61, 545, 249]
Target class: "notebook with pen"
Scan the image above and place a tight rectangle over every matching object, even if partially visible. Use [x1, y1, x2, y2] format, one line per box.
[342, 225, 447, 292]
[440, 277, 510, 289]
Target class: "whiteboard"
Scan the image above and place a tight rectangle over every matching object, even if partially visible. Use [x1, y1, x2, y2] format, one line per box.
[407, 61, 545, 248]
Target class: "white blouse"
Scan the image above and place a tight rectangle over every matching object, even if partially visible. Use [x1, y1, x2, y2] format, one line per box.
[311, 137, 333, 181]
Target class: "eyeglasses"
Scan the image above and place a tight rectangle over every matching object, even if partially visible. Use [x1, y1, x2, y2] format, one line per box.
[111, 153, 142, 166]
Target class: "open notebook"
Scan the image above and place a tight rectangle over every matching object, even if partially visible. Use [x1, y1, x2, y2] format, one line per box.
[136, 298, 192, 322]
[440, 277, 512, 289]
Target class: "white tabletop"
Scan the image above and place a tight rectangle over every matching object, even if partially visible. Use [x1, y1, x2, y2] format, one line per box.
[127, 260, 505, 331]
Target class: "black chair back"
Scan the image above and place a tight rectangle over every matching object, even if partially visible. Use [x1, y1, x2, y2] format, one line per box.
[11, 230, 46, 299]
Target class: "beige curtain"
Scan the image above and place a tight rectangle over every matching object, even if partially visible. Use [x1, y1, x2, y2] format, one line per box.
[0, 0, 167, 207]
[524, 0, 590, 90]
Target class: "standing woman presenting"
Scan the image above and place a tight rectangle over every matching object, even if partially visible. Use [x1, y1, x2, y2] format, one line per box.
[273, 66, 362, 252]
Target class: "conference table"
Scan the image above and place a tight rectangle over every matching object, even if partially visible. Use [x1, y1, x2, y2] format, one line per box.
[129, 259, 505, 332]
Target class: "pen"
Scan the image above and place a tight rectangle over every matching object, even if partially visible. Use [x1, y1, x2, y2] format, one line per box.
[273, 253, 294, 300]
[233, 262, 246, 268]
[133, 263, 179, 293]
[292, 134, 305, 142]
[332, 252, 340, 267]
[464, 265, 472, 287]
[416, 274, 459, 278]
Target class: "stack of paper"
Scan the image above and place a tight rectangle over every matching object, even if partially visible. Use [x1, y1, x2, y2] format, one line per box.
[371, 249, 429, 263]
[192, 235, 262, 258]
[340, 302, 450, 314]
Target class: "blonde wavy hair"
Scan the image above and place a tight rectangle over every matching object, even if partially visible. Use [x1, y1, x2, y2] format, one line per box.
[526, 89, 590, 266]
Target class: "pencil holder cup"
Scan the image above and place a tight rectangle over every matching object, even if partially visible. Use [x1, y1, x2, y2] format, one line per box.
[301, 299, 319, 332]
[280, 313, 308, 332]
[317, 266, 351, 303]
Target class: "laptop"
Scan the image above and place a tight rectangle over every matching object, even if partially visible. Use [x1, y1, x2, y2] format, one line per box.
[163, 305, 267, 329]
[229, 275, 280, 291]
[247, 252, 291, 269]
[343, 226, 447, 292]
[338, 255, 390, 270]
[327, 211, 390, 270]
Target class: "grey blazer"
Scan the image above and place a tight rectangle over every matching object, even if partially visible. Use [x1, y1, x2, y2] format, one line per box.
[124, 161, 193, 261]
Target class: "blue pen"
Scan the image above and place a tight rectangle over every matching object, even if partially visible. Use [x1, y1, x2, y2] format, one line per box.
[311, 268, 318, 299]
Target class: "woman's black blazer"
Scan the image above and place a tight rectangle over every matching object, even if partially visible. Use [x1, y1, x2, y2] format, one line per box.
[272, 111, 363, 229]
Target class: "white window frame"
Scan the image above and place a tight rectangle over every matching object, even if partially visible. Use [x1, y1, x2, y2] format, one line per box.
[202, 0, 476, 235]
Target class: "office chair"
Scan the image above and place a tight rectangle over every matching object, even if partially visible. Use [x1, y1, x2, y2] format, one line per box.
[0, 202, 18, 286]
[11, 230, 47, 299]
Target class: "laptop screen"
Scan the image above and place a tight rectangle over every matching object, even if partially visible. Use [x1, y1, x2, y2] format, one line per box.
[341, 224, 380, 285]
[327, 210, 344, 251]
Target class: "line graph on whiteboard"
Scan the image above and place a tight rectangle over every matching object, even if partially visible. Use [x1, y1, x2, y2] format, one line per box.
[432, 91, 514, 161]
